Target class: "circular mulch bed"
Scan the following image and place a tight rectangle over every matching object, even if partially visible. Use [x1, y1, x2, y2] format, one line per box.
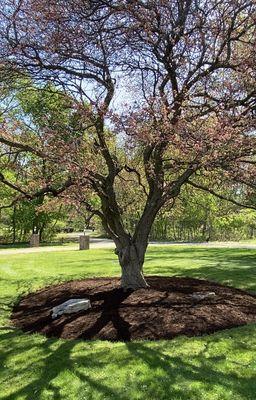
[11, 276, 256, 341]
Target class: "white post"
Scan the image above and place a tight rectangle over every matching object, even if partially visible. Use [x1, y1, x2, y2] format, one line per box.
[79, 235, 90, 250]
[30, 233, 40, 247]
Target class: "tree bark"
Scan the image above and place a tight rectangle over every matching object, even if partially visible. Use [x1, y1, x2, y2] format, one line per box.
[116, 243, 148, 290]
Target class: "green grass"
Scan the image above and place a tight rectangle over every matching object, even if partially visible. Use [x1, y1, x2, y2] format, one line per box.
[0, 242, 77, 250]
[0, 246, 256, 400]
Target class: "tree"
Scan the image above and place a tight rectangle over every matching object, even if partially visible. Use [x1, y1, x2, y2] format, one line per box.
[0, 0, 255, 289]
[149, 187, 256, 242]
[0, 78, 76, 242]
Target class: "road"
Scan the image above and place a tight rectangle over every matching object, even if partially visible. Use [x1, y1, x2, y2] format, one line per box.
[0, 238, 256, 255]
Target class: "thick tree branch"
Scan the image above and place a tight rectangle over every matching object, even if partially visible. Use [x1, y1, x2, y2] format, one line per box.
[0, 136, 44, 157]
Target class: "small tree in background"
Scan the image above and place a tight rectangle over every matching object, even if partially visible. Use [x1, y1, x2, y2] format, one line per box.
[0, 0, 255, 289]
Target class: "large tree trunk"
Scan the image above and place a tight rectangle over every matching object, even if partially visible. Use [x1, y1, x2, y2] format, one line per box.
[116, 243, 148, 290]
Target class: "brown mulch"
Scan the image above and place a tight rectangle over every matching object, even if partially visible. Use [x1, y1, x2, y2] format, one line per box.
[11, 276, 256, 341]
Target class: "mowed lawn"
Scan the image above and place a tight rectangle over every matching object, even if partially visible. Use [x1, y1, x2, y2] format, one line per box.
[0, 246, 256, 400]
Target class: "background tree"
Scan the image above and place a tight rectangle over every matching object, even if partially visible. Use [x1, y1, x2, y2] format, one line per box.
[150, 187, 256, 242]
[0, 0, 255, 289]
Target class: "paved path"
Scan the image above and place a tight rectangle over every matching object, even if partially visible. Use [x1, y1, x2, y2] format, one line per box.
[0, 238, 256, 255]
[0, 238, 114, 255]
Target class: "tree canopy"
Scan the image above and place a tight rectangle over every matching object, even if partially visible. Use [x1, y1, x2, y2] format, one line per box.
[0, 0, 255, 288]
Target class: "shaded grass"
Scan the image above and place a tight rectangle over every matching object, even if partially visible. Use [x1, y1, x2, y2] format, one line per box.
[0, 246, 256, 400]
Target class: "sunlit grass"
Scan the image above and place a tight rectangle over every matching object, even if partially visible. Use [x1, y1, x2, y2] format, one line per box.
[0, 246, 256, 400]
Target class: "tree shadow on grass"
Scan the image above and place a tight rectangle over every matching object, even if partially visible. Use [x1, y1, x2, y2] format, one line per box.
[0, 338, 76, 400]
[125, 337, 256, 400]
[145, 247, 256, 292]
[0, 330, 132, 400]
[1, 326, 256, 400]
